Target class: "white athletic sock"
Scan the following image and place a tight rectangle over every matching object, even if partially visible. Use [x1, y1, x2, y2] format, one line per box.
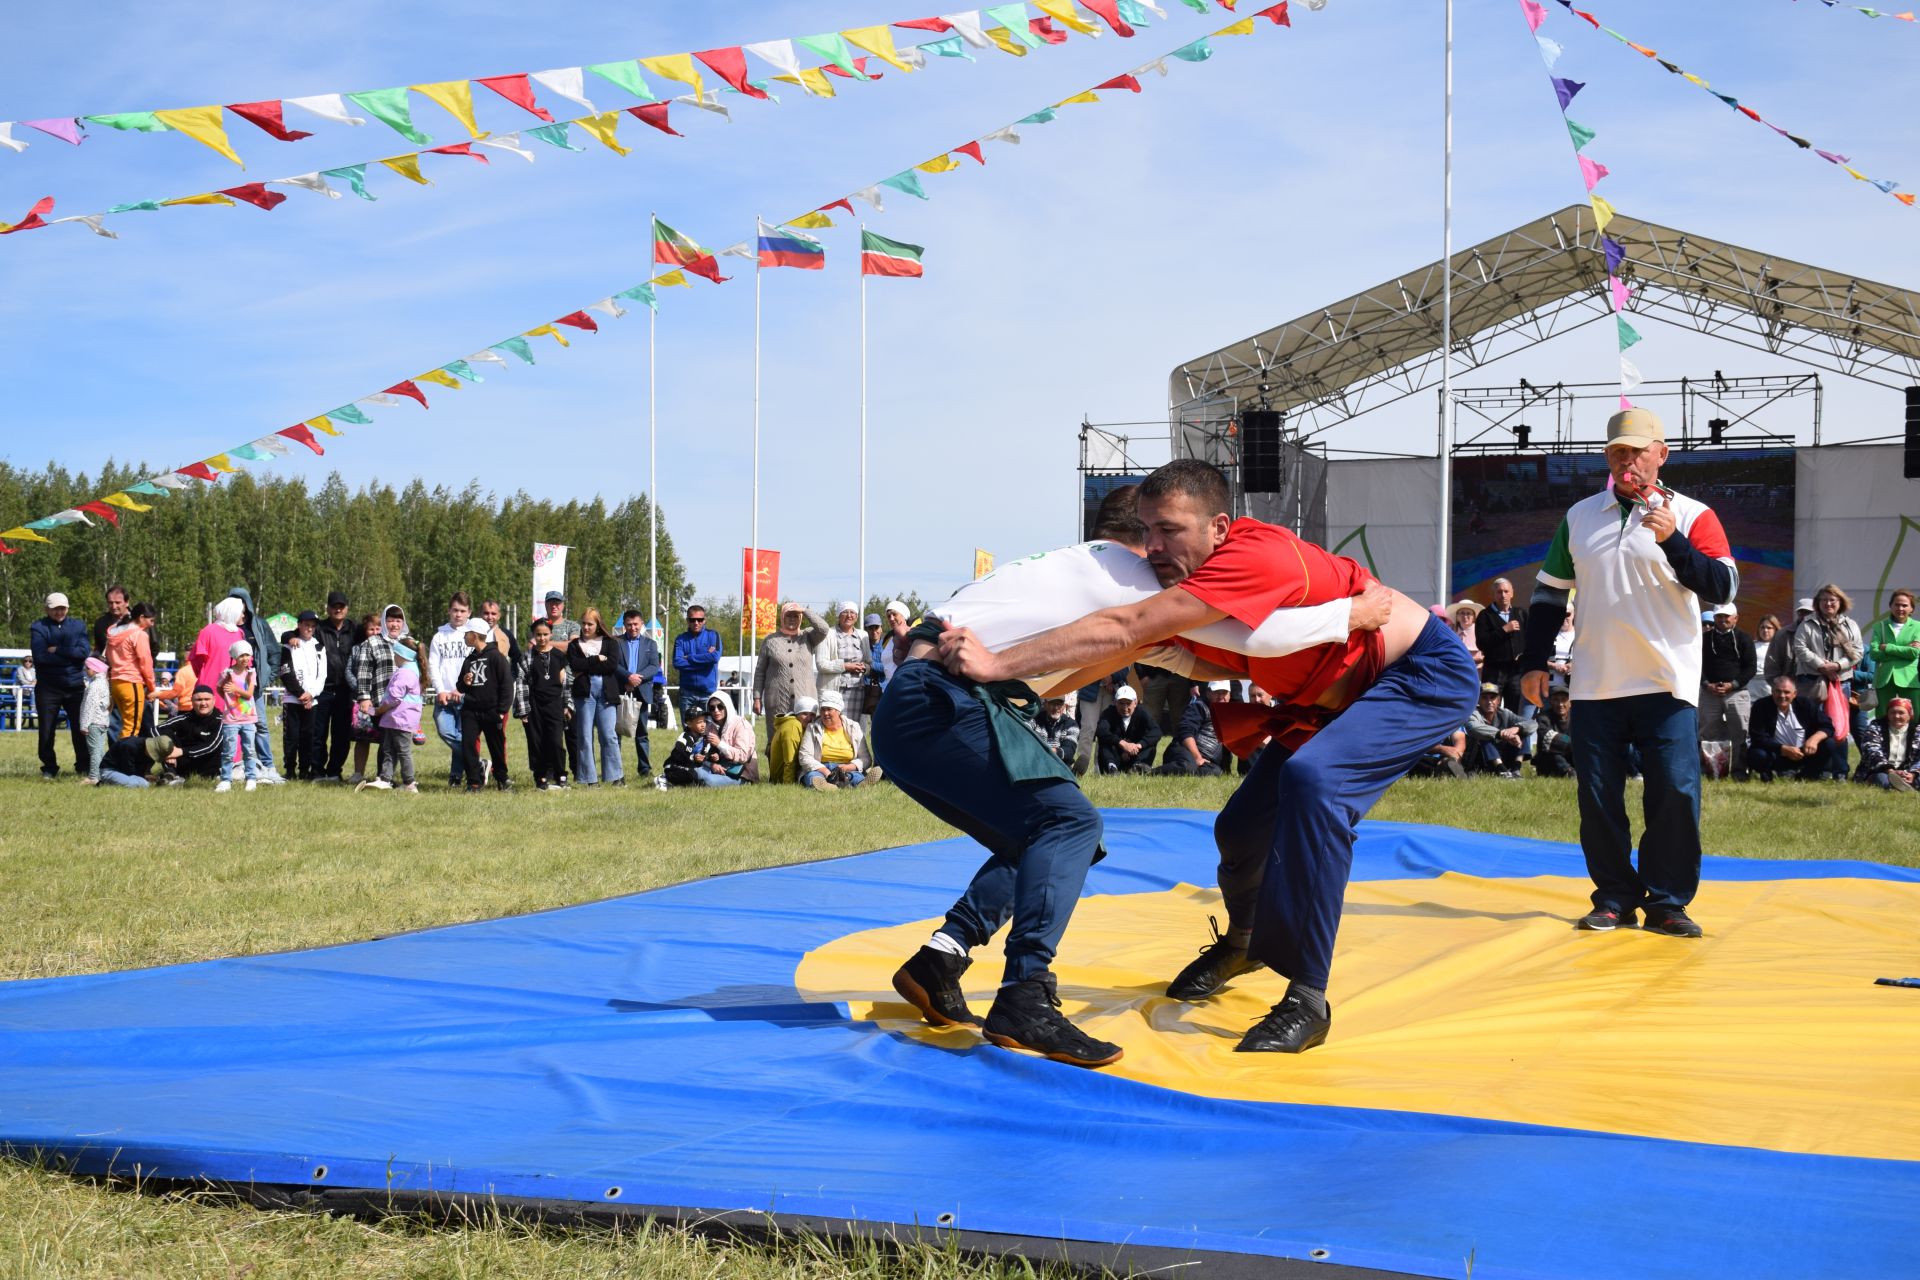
[926, 931, 968, 959]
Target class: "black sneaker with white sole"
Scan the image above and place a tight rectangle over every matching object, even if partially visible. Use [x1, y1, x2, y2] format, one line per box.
[1642, 906, 1703, 938]
[1576, 905, 1636, 931]
[891, 946, 982, 1027]
[1166, 914, 1265, 1001]
[1235, 991, 1332, 1054]
[982, 973, 1123, 1068]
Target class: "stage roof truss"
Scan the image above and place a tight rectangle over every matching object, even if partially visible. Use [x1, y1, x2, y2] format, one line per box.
[1171, 205, 1920, 440]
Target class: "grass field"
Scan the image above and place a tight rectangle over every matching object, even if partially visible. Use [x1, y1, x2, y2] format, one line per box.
[1, 721, 1909, 1278]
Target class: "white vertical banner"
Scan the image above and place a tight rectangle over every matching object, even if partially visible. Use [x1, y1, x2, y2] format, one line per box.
[532, 543, 568, 621]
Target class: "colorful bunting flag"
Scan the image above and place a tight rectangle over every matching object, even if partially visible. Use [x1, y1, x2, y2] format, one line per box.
[385, 380, 429, 407]
[101, 493, 153, 512]
[476, 74, 554, 121]
[411, 81, 486, 138]
[347, 88, 432, 145]
[152, 105, 243, 165]
[653, 217, 729, 283]
[629, 104, 682, 137]
[226, 100, 314, 141]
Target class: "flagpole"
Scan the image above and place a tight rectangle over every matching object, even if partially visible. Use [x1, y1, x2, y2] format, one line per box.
[748, 217, 762, 722]
[859, 223, 869, 615]
[1436, 0, 1455, 610]
[648, 213, 659, 634]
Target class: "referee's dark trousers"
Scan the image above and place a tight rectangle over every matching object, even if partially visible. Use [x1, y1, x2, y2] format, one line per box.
[873, 659, 1102, 983]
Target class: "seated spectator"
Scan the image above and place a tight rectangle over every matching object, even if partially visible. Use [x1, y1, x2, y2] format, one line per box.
[155, 657, 195, 719]
[1158, 681, 1233, 776]
[14, 655, 36, 728]
[766, 695, 816, 785]
[96, 734, 181, 789]
[704, 692, 759, 783]
[1465, 682, 1526, 777]
[1407, 727, 1469, 779]
[800, 690, 880, 790]
[79, 657, 115, 784]
[663, 705, 739, 788]
[1032, 694, 1080, 766]
[1748, 675, 1836, 782]
[1854, 696, 1918, 792]
[158, 685, 226, 781]
[1534, 686, 1576, 778]
[1096, 684, 1161, 774]
[1239, 684, 1276, 774]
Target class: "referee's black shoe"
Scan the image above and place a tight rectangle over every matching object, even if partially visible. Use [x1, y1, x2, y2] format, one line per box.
[982, 973, 1123, 1068]
[892, 946, 982, 1027]
[1235, 991, 1331, 1054]
[1165, 915, 1265, 1001]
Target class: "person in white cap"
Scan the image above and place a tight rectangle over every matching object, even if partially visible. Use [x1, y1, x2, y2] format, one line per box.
[30, 591, 91, 779]
[816, 601, 872, 720]
[878, 483, 1391, 1066]
[752, 601, 831, 751]
[797, 689, 877, 789]
[1520, 406, 1736, 939]
[1699, 603, 1756, 780]
[1095, 682, 1161, 774]
[1157, 680, 1235, 776]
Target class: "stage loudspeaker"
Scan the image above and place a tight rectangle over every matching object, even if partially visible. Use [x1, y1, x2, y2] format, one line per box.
[1241, 409, 1283, 493]
[1906, 387, 1920, 479]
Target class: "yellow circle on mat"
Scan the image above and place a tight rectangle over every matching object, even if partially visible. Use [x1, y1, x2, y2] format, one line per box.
[794, 874, 1920, 1162]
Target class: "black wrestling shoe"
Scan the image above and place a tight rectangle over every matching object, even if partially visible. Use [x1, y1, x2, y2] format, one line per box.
[1165, 914, 1265, 1001]
[892, 946, 982, 1027]
[982, 973, 1123, 1068]
[1576, 905, 1636, 931]
[1642, 907, 1703, 939]
[1235, 991, 1332, 1054]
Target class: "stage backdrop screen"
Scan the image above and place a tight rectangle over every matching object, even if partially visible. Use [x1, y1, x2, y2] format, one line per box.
[1449, 448, 1795, 623]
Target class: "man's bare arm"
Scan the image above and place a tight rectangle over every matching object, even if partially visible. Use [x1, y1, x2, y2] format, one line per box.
[939, 587, 1225, 685]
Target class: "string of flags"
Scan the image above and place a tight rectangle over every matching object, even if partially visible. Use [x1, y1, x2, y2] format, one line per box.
[1539, 0, 1916, 208]
[0, 0, 1237, 168]
[1796, 0, 1916, 21]
[0, 1, 1303, 554]
[1519, 0, 1640, 410]
[0, 2, 1217, 241]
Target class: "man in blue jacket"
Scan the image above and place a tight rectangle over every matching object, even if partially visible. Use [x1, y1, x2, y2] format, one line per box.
[618, 610, 664, 776]
[30, 591, 91, 779]
[672, 604, 722, 716]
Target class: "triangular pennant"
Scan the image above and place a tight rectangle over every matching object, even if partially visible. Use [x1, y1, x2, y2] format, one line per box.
[955, 140, 986, 163]
[693, 47, 770, 98]
[525, 324, 571, 347]
[378, 153, 431, 185]
[1616, 316, 1642, 350]
[1170, 35, 1213, 60]
[1080, 0, 1137, 33]
[159, 193, 237, 207]
[22, 118, 84, 145]
[916, 153, 963, 173]
[323, 164, 377, 200]
[1577, 154, 1609, 191]
[226, 445, 271, 463]
[1057, 90, 1101, 105]
[844, 25, 919, 71]
[919, 34, 976, 59]
[525, 122, 585, 151]
[285, 94, 366, 126]
[101, 493, 154, 512]
[247, 435, 292, 457]
[576, 112, 631, 155]
[219, 182, 288, 210]
[328, 403, 373, 425]
[306, 415, 342, 436]
[1565, 116, 1595, 151]
[476, 133, 537, 161]
[629, 104, 682, 137]
[1550, 76, 1584, 110]
[415, 369, 462, 389]
[384, 380, 430, 407]
[85, 111, 169, 133]
[152, 106, 243, 165]
[588, 60, 658, 102]
[410, 80, 486, 139]
[426, 141, 489, 165]
[1028, 16, 1071, 44]
[177, 463, 222, 483]
[654, 269, 691, 288]
[0, 527, 53, 543]
[879, 170, 929, 199]
[492, 336, 537, 364]
[1214, 16, 1257, 34]
[1095, 73, 1143, 92]
[271, 172, 339, 198]
[276, 425, 325, 455]
[347, 87, 433, 144]
[476, 74, 554, 122]
[76, 501, 122, 524]
[616, 284, 658, 312]
[1589, 193, 1616, 234]
[744, 39, 806, 84]
[529, 68, 597, 114]
[797, 32, 865, 75]
[554, 310, 600, 332]
[787, 210, 835, 228]
[637, 54, 705, 98]
[1036, 0, 1103, 33]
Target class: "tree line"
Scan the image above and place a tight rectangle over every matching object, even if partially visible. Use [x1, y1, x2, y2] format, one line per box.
[0, 461, 688, 655]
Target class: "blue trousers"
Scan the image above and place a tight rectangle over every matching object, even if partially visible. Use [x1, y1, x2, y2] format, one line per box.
[435, 703, 466, 785]
[1215, 616, 1479, 989]
[873, 659, 1102, 984]
[574, 692, 623, 784]
[1571, 692, 1701, 913]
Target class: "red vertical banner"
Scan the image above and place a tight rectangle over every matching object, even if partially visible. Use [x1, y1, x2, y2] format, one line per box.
[742, 547, 781, 638]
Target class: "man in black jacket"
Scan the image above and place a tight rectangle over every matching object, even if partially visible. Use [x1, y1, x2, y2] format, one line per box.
[1096, 684, 1162, 774]
[1747, 675, 1835, 782]
[1700, 603, 1758, 780]
[1474, 577, 1528, 711]
[1157, 682, 1232, 776]
[158, 686, 226, 781]
[312, 591, 358, 781]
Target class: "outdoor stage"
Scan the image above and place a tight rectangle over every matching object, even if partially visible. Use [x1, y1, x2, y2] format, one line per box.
[2, 811, 1914, 1279]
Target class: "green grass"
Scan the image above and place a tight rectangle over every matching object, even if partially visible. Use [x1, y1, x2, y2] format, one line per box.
[0, 722, 1910, 1277]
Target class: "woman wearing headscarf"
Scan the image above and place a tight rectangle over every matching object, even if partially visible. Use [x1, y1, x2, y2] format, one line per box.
[1792, 583, 1863, 778]
[704, 692, 758, 783]
[1855, 695, 1919, 791]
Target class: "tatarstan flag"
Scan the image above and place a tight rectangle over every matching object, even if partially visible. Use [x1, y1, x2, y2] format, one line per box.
[652, 216, 729, 283]
[859, 230, 924, 278]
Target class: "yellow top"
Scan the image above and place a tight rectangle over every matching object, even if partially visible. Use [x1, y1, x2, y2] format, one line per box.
[820, 727, 854, 765]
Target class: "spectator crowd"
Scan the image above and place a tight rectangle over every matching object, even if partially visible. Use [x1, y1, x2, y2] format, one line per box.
[16, 575, 1920, 798]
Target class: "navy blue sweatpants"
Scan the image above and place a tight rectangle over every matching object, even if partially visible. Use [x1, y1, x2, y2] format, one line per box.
[1214, 615, 1479, 988]
[873, 660, 1103, 984]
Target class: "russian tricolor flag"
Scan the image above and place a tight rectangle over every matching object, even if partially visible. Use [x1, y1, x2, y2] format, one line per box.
[757, 218, 826, 270]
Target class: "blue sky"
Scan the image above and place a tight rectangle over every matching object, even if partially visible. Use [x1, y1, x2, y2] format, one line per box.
[4, 0, 1917, 607]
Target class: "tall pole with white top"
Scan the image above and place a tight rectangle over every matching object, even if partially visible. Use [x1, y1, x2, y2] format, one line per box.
[1436, 0, 1456, 607]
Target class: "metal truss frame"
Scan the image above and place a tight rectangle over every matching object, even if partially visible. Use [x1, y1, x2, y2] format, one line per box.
[1168, 204, 1920, 443]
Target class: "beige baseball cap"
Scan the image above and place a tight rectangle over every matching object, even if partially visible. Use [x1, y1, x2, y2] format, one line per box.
[1606, 407, 1666, 449]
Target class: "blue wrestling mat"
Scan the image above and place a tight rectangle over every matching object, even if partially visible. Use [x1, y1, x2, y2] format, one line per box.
[2, 811, 1916, 1280]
